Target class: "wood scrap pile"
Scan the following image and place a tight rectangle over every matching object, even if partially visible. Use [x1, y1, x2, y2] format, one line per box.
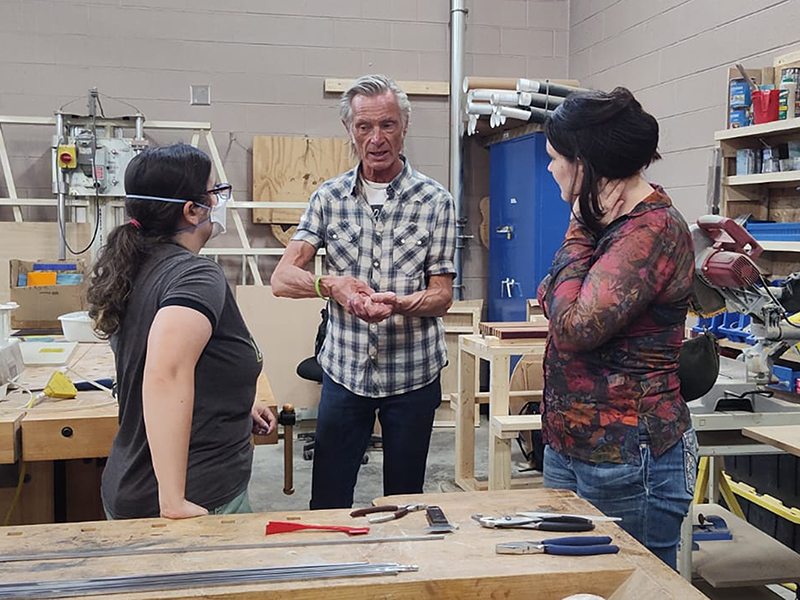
[478, 321, 548, 340]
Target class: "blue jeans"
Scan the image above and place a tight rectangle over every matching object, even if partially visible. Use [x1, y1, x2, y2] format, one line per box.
[543, 428, 698, 569]
[310, 373, 441, 510]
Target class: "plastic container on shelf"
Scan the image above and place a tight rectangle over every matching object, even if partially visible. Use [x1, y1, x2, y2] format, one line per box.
[693, 315, 725, 337]
[779, 77, 798, 120]
[58, 311, 104, 343]
[716, 312, 753, 344]
[745, 221, 800, 242]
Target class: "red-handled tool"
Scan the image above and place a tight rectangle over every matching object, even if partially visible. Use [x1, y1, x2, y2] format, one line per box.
[265, 521, 370, 536]
[350, 503, 426, 523]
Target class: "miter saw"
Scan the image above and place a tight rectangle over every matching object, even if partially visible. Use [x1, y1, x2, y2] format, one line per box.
[690, 214, 800, 384]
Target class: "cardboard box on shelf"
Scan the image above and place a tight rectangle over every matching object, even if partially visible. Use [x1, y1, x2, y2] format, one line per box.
[9, 259, 89, 330]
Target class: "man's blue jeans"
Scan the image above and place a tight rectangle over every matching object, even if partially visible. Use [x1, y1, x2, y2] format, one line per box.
[310, 373, 441, 510]
[543, 428, 698, 569]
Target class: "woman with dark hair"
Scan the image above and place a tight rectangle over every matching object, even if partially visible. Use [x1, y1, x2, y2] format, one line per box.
[88, 143, 275, 520]
[537, 87, 697, 568]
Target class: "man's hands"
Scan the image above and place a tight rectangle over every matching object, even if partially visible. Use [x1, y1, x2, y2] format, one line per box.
[348, 293, 395, 323]
[323, 275, 405, 322]
[324, 276, 396, 323]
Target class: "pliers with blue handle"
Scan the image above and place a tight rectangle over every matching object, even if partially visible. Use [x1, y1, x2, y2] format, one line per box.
[496, 535, 620, 556]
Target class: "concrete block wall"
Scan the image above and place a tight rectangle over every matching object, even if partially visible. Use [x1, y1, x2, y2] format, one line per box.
[0, 0, 568, 299]
[569, 0, 800, 224]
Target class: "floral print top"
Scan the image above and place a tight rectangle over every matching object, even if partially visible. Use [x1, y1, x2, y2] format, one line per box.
[537, 187, 694, 464]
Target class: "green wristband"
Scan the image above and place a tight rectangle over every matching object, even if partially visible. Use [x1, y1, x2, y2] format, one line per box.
[315, 276, 329, 300]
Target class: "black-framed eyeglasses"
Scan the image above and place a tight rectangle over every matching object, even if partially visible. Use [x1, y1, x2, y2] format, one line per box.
[207, 183, 232, 201]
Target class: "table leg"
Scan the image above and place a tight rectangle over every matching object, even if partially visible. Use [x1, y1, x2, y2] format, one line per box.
[678, 508, 693, 580]
[455, 347, 477, 487]
[709, 456, 721, 504]
[488, 354, 511, 491]
[0, 460, 54, 525]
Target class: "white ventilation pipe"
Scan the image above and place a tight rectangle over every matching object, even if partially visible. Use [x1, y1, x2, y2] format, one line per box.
[466, 101, 493, 115]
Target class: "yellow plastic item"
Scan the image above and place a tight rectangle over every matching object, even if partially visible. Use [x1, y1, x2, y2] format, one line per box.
[26, 271, 57, 287]
[57, 144, 77, 169]
[43, 371, 77, 399]
[790, 313, 800, 351]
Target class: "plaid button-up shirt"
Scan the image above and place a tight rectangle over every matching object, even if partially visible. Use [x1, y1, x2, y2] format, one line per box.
[292, 157, 456, 397]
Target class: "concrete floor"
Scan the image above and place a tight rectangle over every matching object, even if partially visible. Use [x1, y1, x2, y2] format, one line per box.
[248, 415, 537, 511]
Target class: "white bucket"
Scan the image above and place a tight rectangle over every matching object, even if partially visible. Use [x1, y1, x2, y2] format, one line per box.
[58, 311, 104, 343]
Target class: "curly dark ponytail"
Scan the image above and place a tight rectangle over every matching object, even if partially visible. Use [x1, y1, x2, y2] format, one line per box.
[544, 86, 661, 232]
[88, 143, 212, 337]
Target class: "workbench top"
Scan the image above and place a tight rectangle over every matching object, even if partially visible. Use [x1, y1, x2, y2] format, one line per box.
[0, 342, 278, 465]
[743, 424, 800, 457]
[0, 489, 707, 599]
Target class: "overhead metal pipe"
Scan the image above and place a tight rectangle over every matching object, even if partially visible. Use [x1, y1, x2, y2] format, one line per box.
[449, 0, 467, 300]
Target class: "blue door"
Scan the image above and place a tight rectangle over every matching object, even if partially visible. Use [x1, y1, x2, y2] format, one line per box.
[488, 132, 570, 322]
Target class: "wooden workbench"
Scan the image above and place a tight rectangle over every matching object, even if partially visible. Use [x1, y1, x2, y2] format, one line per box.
[0, 489, 707, 599]
[742, 425, 800, 457]
[0, 342, 278, 525]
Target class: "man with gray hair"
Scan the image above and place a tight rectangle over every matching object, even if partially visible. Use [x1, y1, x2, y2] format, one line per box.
[271, 74, 456, 509]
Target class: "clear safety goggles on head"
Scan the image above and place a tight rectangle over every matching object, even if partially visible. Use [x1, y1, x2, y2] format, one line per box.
[126, 182, 231, 237]
[127, 182, 232, 208]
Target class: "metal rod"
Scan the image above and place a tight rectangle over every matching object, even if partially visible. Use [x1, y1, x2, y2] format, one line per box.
[0, 562, 419, 598]
[449, 0, 467, 300]
[0, 534, 445, 563]
[55, 112, 67, 260]
[134, 114, 144, 142]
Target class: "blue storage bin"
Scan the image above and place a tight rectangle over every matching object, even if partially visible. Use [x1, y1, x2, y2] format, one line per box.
[745, 222, 800, 242]
[693, 315, 724, 337]
[771, 365, 800, 392]
[717, 312, 752, 344]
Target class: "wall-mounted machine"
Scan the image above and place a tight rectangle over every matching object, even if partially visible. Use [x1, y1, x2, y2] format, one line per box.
[52, 88, 147, 259]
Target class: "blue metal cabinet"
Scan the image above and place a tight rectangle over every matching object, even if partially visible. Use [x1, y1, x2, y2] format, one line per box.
[488, 132, 570, 322]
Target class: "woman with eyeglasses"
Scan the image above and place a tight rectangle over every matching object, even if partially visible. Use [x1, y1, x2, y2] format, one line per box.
[88, 143, 275, 520]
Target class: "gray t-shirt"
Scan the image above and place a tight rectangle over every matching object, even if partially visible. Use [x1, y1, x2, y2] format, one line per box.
[101, 243, 262, 519]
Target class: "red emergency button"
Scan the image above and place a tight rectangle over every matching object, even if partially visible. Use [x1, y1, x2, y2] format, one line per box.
[60, 152, 72, 164]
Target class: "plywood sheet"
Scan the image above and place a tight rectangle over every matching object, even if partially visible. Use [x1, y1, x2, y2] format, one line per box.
[252, 136, 356, 228]
[325, 79, 450, 96]
[236, 285, 326, 410]
[17, 342, 115, 389]
[692, 503, 800, 587]
[478, 320, 548, 339]
[0, 222, 92, 303]
[743, 425, 800, 457]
